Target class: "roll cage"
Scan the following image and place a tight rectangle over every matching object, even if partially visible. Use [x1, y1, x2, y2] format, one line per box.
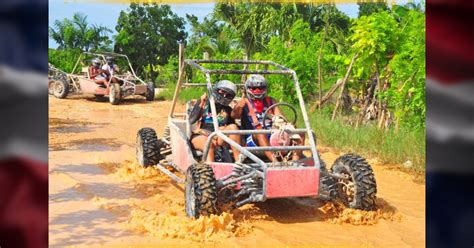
[169, 59, 323, 173]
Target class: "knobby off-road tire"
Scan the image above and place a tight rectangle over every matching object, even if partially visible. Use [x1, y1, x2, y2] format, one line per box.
[185, 163, 218, 218]
[52, 79, 69, 99]
[136, 128, 163, 167]
[145, 82, 155, 101]
[109, 83, 121, 105]
[331, 153, 377, 210]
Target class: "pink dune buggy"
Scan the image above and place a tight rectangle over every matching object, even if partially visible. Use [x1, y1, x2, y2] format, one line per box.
[136, 58, 377, 218]
[49, 52, 154, 105]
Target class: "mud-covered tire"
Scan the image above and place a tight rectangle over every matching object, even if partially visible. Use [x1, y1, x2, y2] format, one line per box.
[136, 128, 163, 167]
[331, 153, 377, 210]
[145, 82, 155, 101]
[185, 163, 218, 218]
[109, 83, 121, 105]
[52, 79, 69, 99]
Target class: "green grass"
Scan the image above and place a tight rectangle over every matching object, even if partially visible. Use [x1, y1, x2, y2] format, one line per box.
[156, 83, 206, 102]
[306, 110, 425, 172]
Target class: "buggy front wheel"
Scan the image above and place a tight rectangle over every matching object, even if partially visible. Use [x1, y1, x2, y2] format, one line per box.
[185, 163, 218, 218]
[136, 127, 163, 167]
[109, 83, 121, 105]
[145, 82, 155, 101]
[330, 153, 377, 210]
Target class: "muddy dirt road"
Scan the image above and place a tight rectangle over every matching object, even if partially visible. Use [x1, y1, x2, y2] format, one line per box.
[49, 95, 425, 247]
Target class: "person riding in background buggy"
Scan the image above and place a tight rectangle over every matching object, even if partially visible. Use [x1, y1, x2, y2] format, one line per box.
[102, 56, 121, 84]
[88, 58, 108, 85]
[232, 74, 304, 162]
[189, 80, 241, 162]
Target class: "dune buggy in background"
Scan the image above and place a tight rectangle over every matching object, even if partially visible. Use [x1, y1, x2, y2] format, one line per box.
[49, 52, 155, 105]
[48, 63, 71, 99]
[136, 56, 377, 218]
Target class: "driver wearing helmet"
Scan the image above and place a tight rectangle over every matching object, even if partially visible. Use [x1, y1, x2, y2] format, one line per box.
[88, 58, 108, 85]
[232, 74, 303, 161]
[102, 56, 120, 84]
[189, 80, 241, 162]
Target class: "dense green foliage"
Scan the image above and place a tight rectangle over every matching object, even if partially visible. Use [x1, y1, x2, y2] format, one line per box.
[114, 4, 187, 81]
[48, 48, 82, 73]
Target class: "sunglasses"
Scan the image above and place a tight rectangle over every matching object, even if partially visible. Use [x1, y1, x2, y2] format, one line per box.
[249, 86, 265, 90]
[218, 90, 235, 99]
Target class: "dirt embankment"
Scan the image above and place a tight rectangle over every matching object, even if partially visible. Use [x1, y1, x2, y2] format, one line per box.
[49, 95, 425, 247]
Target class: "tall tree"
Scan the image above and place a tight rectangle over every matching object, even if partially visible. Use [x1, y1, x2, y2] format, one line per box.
[314, 4, 350, 104]
[358, 2, 389, 17]
[114, 4, 187, 78]
[214, 3, 279, 58]
[49, 12, 112, 51]
[186, 14, 239, 57]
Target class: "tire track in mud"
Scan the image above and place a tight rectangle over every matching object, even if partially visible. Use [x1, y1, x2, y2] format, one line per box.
[49, 96, 424, 246]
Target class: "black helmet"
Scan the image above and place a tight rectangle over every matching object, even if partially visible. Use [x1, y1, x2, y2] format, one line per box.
[212, 80, 237, 106]
[245, 74, 267, 100]
[106, 56, 114, 65]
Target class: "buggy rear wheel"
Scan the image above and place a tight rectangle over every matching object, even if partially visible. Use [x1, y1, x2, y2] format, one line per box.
[136, 128, 163, 167]
[52, 79, 69, 99]
[330, 153, 377, 210]
[146, 82, 155, 101]
[109, 83, 121, 105]
[185, 163, 218, 218]
[48, 80, 55, 95]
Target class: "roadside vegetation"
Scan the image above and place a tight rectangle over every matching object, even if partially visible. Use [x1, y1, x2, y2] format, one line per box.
[49, 2, 425, 172]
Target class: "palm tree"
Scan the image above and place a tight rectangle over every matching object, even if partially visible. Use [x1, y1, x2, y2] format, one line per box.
[49, 12, 111, 51]
[214, 3, 277, 58]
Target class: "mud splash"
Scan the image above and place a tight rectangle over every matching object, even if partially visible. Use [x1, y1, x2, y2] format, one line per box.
[100, 159, 255, 242]
[109, 159, 404, 243]
[127, 207, 253, 242]
[319, 200, 403, 225]
[114, 160, 171, 181]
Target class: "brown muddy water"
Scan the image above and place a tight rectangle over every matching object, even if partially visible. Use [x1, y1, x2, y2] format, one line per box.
[49, 95, 425, 247]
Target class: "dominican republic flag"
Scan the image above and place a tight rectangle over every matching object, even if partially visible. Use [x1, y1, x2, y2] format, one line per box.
[427, 0, 474, 247]
[0, 0, 48, 247]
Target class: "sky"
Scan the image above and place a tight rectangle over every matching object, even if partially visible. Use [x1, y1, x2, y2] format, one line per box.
[48, 0, 418, 49]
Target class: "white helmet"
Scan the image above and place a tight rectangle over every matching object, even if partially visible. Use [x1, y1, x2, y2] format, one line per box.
[245, 74, 267, 100]
[91, 58, 101, 67]
[213, 80, 237, 106]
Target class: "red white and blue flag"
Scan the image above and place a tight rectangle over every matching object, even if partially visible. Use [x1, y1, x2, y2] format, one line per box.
[0, 0, 48, 247]
[427, 0, 474, 247]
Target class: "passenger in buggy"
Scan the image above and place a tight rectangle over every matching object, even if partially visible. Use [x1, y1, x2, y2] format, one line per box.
[232, 74, 304, 162]
[102, 56, 121, 84]
[189, 80, 242, 162]
[88, 58, 108, 85]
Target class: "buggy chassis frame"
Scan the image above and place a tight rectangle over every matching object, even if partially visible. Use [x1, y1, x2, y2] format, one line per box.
[165, 58, 335, 204]
[67, 51, 148, 96]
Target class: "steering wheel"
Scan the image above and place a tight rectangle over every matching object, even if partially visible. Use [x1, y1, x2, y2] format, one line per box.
[262, 102, 298, 129]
